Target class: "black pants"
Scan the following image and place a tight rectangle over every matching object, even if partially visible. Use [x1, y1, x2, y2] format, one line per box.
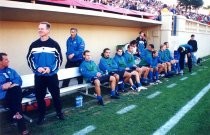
[4, 86, 26, 132]
[35, 74, 62, 118]
[179, 52, 192, 71]
[62, 60, 83, 88]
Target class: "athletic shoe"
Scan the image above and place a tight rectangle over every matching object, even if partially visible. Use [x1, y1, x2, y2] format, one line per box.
[138, 86, 147, 90]
[156, 80, 162, 83]
[110, 95, 120, 99]
[130, 85, 137, 91]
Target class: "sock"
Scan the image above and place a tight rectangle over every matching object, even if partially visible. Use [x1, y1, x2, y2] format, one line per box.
[110, 90, 115, 96]
[155, 71, 159, 80]
[148, 71, 153, 81]
[97, 96, 102, 101]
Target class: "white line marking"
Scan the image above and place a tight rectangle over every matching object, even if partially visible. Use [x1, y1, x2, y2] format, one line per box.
[198, 69, 203, 72]
[180, 77, 188, 81]
[167, 83, 177, 88]
[73, 125, 96, 135]
[191, 72, 197, 75]
[116, 105, 136, 115]
[147, 91, 161, 99]
[203, 66, 208, 69]
[153, 83, 210, 135]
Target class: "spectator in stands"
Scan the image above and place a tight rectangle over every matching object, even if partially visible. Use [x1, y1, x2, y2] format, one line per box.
[99, 48, 131, 96]
[62, 28, 85, 88]
[27, 22, 64, 125]
[161, 4, 169, 14]
[187, 34, 198, 66]
[114, 48, 147, 91]
[80, 50, 118, 105]
[0, 53, 29, 135]
[177, 44, 193, 74]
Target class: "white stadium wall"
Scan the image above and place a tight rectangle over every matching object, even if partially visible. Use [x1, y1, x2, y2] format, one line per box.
[161, 14, 210, 58]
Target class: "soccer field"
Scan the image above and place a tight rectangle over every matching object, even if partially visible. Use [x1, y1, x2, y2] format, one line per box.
[1, 57, 210, 135]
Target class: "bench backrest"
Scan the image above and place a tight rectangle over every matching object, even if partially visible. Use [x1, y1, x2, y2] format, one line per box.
[21, 67, 81, 88]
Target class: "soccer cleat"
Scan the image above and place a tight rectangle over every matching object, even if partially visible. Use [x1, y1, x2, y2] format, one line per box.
[115, 91, 120, 96]
[56, 113, 65, 120]
[156, 80, 162, 84]
[130, 85, 137, 91]
[138, 86, 147, 90]
[110, 95, 120, 99]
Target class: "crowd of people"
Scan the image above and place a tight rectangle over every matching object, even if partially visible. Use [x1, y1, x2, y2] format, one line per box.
[0, 21, 198, 134]
[83, 0, 210, 24]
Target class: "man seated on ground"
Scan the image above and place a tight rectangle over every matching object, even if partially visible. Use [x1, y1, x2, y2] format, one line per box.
[164, 42, 179, 74]
[0, 52, 29, 135]
[79, 50, 118, 105]
[177, 44, 193, 74]
[114, 48, 147, 92]
[99, 48, 131, 95]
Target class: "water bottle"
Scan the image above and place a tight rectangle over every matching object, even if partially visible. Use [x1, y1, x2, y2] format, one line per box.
[75, 96, 83, 107]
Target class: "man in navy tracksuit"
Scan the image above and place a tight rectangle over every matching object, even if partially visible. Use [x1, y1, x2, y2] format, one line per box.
[80, 50, 117, 105]
[0, 53, 29, 135]
[62, 28, 85, 87]
[27, 22, 64, 125]
[177, 44, 193, 74]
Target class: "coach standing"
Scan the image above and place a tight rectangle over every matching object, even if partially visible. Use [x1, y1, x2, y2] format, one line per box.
[62, 28, 85, 88]
[27, 22, 64, 125]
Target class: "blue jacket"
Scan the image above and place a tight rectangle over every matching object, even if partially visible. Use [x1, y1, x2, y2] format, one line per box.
[99, 57, 118, 73]
[123, 51, 136, 68]
[158, 50, 167, 63]
[150, 56, 160, 68]
[0, 67, 22, 99]
[179, 44, 193, 53]
[79, 60, 102, 82]
[27, 38, 63, 76]
[66, 34, 85, 62]
[164, 49, 173, 62]
[139, 49, 152, 66]
[113, 54, 127, 71]
[137, 40, 145, 58]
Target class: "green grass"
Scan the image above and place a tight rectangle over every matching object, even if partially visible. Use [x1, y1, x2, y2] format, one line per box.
[1, 57, 210, 135]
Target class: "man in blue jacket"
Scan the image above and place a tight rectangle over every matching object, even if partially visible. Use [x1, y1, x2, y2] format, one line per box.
[0, 53, 29, 135]
[177, 44, 193, 74]
[99, 48, 131, 95]
[27, 22, 64, 125]
[62, 28, 85, 88]
[80, 50, 118, 105]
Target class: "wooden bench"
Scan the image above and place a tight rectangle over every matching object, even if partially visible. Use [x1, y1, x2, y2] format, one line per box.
[0, 67, 93, 122]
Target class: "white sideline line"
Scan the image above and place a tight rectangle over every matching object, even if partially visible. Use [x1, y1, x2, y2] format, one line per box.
[198, 69, 203, 72]
[117, 105, 136, 115]
[167, 83, 177, 88]
[147, 91, 161, 99]
[153, 83, 210, 135]
[180, 77, 188, 81]
[73, 125, 96, 135]
[191, 72, 197, 76]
